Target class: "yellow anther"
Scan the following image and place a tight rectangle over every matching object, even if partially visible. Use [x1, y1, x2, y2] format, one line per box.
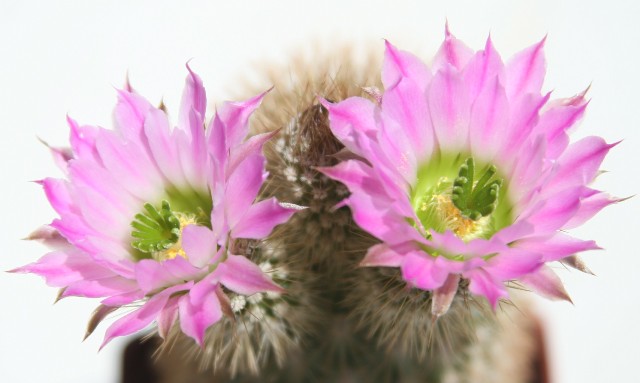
[152, 213, 199, 262]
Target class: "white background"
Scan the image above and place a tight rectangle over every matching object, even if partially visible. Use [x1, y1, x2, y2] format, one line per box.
[1, 1, 638, 382]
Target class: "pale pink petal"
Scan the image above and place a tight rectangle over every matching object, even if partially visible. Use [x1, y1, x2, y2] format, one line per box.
[545, 137, 618, 194]
[95, 129, 163, 200]
[429, 231, 504, 259]
[218, 91, 268, 150]
[75, 186, 130, 238]
[42, 178, 76, 217]
[39, 138, 73, 173]
[483, 248, 542, 280]
[219, 255, 283, 295]
[10, 250, 115, 287]
[50, 217, 92, 245]
[505, 36, 546, 98]
[318, 160, 395, 202]
[178, 64, 207, 135]
[207, 113, 227, 184]
[69, 161, 140, 215]
[101, 290, 145, 306]
[468, 76, 509, 160]
[83, 236, 136, 277]
[463, 36, 505, 102]
[181, 225, 218, 268]
[536, 96, 588, 158]
[428, 66, 471, 150]
[226, 131, 278, 177]
[523, 186, 584, 235]
[178, 278, 223, 347]
[499, 92, 550, 160]
[564, 192, 625, 229]
[519, 265, 572, 302]
[516, 233, 600, 262]
[68, 117, 100, 161]
[157, 296, 180, 339]
[381, 78, 432, 165]
[319, 97, 379, 160]
[433, 24, 474, 71]
[143, 109, 187, 185]
[61, 276, 138, 299]
[401, 252, 449, 290]
[101, 282, 191, 348]
[465, 269, 508, 309]
[224, 154, 266, 228]
[209, 200, 228, 246]
[113, 89, 153, 142]
[135, 257, 202, 294]
[346, 193, 424, 245]
[231, 198, 298, 239]
[360, 243, 405, 267]
[508, 137, 548, 207]
[382, 40, 431, 89]
[492, 220, 534, 244]
[179, 107, 208, 188]
[431, 274, 460, 317]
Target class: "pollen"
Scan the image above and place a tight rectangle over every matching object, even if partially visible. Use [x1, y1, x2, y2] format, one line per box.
[152, 213, 199, 262]
[433, 193, 491, 242]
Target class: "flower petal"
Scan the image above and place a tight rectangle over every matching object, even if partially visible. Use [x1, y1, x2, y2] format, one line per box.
[519, 265, 572, 302]
[433, 24, 474, 72]
[157, 296, 180, 339]
[61, 275, 138, 299]
[135, 257, 202, 294]
[545, 137, 618, 195]
[101, 283, 191, 349]
[231, 198, 298, 239]
[182, 225, 218, 268]
[428, 66, 471, 151]
[320, 97, 378, 160]
[144, 108, 187, 185]
[431, 274, 460, 318]
[516, 233, 600, 262]
[10, 250, 115, 287]
[360, 243, 405, 267]
[505, 36, 546, 98]
[113, 89, 153, 143]
[224, 153, 266, 228]
[179, 64, 207, 135]
[401, 252, 449, 290]
[468, 76, 509, 160]
[382, 40, 431, 89]
[217, 91, 268, 150]
[219, 255, 283, 295]
[463, 36, 505, 102]
[465, 269, 508, 309]
[178, 277, 222, 346]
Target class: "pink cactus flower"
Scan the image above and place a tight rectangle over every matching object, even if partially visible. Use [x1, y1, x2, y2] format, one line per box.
[14, 67, 297, 347]
[320, 27, 620, 315]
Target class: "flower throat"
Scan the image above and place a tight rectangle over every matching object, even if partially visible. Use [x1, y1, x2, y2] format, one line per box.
[413, 157, 506, 242]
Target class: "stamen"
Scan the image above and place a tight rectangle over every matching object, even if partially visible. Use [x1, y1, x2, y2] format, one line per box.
[131, 201, 181, 253]
[451, 158, 502, 221]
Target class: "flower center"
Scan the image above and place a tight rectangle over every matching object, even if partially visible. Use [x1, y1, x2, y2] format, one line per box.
[130, 198, 207, 261]
[431, 193, 492, 241]
[451, 158, 502, 221]
[412, 156, 506, 242]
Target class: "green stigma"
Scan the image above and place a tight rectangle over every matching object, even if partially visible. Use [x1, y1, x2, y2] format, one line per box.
[451, 158, 503, 221]
[131, 200, 181, 253]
